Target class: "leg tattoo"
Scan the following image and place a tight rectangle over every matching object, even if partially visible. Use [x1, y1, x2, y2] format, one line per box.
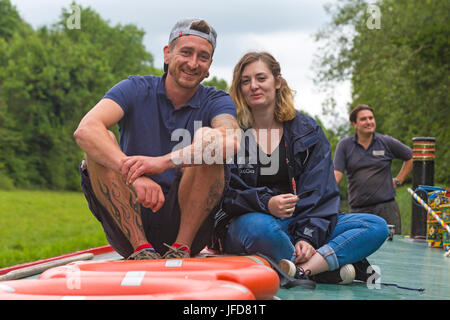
[205, 179, 224, 213]
[96, 178, 146, 246]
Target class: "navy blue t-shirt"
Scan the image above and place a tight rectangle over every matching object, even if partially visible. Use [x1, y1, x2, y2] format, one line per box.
[334, 133, 412, 207]
[104, 73, 237, 194]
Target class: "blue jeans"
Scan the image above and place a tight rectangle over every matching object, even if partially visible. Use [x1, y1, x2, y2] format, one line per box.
[224, 212, 389, 271]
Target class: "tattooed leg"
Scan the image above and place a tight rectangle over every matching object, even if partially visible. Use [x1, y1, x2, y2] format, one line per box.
[176, 164, 225, 248]
[85, 155, 149, 250]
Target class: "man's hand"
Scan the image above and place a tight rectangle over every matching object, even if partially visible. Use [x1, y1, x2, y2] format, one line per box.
[121, 155, 170, 185]
[392, 178, 398, 189]
[268, 194, 299, 218]
[294, 240, 316, 264]
[334, 170, 344, 185]
[132, 176, 165, 212]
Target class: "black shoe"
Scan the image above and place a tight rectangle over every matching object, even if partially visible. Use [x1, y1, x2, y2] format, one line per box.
[352, 258, 381, 283]
[278, 259, 316, 290]
[312, 264, 355, 285]
[313, 258, 379, 284]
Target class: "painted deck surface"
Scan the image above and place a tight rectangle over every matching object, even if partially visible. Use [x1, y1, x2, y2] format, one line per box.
[276, 236, 450, 300]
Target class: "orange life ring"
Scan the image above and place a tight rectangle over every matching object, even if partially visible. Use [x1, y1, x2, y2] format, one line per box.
[40, 255, 279, 300]
[0, 277, 255, 300]
[67, 254, 272, 270]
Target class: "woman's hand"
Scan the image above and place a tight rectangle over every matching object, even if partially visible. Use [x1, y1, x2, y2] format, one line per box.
[268, 194, 299, 218]
[294, 240, 316, 264]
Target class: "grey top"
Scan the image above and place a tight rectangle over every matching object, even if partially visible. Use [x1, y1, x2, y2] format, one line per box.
[334, 133, 412, 208]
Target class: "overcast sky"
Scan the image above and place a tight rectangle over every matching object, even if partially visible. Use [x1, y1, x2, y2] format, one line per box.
[10, 0, 351, 121]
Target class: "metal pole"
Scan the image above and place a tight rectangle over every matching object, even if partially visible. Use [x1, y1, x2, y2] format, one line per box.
[411, 137, 435, 238]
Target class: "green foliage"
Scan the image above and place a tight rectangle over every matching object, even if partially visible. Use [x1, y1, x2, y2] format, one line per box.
[315, 0, 449, 185]
[203, 76, 228, 91]
[0, 0, 30, 39]
[0, 190, 107, 267]
[0, 0, 163, 190]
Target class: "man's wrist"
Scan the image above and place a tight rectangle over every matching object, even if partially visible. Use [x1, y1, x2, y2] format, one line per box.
[394, 177, 402, 186]
[167, 152, 184, 169]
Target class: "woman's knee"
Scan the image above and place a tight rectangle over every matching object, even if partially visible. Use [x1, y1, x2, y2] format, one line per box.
[227, 212, 293, 261]
[229, 212, 289, 247]
[363, 214, 389, 243]
[339, 213, 389, 244]
[230, 212, 274, 235]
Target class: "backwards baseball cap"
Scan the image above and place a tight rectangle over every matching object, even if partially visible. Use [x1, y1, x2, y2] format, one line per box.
[164, 18, 217, 72]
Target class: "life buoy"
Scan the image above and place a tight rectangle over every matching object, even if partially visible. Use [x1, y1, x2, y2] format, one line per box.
[40, 255, 279, 300]
[66, 254, 272, 270]
[0, 277, 255, 300]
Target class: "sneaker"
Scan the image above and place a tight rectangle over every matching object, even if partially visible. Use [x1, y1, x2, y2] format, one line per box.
[313, 264, 356, 285]
[126, 248, 162, 260]
[278, 259, 316, 290]
[353, 258, 380, 283]
[162, 243, 190, 259]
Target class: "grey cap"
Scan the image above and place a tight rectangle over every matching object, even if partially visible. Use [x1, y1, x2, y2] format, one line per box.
[168, 18, 217, 51]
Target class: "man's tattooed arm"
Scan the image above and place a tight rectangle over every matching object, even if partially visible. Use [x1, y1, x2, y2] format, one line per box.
[169, 114, 241, 167]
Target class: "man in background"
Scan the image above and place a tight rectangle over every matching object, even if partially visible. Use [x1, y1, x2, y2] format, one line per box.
[334, 104, 412, 234]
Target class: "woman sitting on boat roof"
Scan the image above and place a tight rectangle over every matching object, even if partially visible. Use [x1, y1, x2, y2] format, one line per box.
[214, 51, 389, 283]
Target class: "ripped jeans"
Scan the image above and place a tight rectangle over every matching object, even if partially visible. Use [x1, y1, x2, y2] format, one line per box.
[224, 212, 389, 270]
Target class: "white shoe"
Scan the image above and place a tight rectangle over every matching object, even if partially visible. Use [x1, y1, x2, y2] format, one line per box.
[313, 263, 356, 285]
[337, 264, 356, 284]
[279, 259, 297, 277]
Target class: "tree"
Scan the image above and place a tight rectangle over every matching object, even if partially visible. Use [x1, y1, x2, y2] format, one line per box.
[0, 0, 30, 39]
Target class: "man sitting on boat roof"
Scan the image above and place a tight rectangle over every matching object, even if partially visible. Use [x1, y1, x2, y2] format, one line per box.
[74, 18, 240, 260]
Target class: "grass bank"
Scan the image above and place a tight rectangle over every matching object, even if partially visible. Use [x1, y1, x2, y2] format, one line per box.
[0, 190, 107, 268]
